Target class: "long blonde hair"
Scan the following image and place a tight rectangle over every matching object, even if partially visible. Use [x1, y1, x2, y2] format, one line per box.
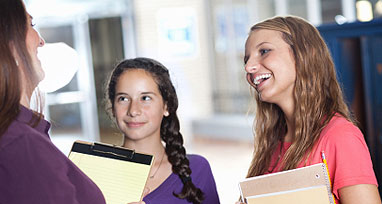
[246, 16, 352, 177]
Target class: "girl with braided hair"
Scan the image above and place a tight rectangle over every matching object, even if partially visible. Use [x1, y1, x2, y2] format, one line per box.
[106, 57, 220, 204]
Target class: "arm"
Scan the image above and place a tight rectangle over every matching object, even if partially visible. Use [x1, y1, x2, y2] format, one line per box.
[338, 184, 381, 204]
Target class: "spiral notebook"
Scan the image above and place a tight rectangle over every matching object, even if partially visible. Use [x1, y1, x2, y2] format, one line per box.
[68, 140, 154, 204]
[238, 163, 335, 204]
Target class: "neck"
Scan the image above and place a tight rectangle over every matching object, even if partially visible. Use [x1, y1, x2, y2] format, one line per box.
[20, 92, 30, 108]
[284, 118, 295, 142]
[278, 100, 295, 143]
[123, 136, 165, 157]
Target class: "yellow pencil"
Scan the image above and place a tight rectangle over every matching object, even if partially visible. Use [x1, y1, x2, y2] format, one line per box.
[321, 151, 336, 204]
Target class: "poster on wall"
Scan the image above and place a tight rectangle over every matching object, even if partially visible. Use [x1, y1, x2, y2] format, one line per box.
[156, 7, 198, 58]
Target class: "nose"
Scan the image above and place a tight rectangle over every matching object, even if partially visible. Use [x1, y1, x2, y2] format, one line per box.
[244, 56, 260, 74]
[244, 58, 259, 73]
[38, 32, 45, 47]
[127, 100, 141, 117]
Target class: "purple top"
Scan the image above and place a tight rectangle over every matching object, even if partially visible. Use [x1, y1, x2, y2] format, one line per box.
[0, 106, 106, 204]
[143, 154, 220, 204]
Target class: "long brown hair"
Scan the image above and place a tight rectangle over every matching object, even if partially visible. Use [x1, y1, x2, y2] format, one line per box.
[246, 16, 352, 177]
[0, 0, 42, 138]
[106, 58, 204, 204]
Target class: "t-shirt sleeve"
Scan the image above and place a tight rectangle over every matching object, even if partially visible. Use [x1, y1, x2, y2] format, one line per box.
[190, 155, 220, 204]
[323, 120, 378, 198]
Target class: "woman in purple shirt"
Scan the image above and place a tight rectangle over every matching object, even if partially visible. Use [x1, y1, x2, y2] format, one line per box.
[0, 1, 106, 203]
[105, 58, 220, 204]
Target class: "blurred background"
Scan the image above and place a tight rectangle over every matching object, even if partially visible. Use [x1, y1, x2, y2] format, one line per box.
[25, 0, 382, 202]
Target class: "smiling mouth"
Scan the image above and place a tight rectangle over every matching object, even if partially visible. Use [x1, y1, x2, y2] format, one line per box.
[253, 73, 272, 85]
[126, 122, 145, 128]
[247, 73, 272, 88]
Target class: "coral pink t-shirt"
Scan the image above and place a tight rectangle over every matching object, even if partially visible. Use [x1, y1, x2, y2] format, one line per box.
[268, 115, 378, 203]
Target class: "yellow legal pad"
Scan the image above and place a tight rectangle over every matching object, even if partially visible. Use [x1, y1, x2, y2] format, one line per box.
[68, 141, 154, 204]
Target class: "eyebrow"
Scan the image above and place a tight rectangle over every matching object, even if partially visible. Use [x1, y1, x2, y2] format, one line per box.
[141, 91, 157, 95]
[115, 91, 157, 96]
[255, 41, 270, 48]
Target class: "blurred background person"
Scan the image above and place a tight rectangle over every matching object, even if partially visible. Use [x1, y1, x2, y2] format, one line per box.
[0, 0, 106, 203]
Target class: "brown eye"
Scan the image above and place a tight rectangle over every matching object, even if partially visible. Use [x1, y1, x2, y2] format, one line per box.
[118, 96, 129, 102]
[142, 96, 152, 101]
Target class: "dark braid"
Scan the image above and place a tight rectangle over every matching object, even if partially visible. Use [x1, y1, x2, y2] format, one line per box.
[106, 57, 204, 204]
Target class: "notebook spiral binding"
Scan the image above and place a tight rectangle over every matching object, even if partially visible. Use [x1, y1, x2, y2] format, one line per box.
[321, 163, 335, 204]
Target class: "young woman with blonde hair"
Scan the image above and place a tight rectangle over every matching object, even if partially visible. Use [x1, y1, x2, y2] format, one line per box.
[241, 16, 380, 204]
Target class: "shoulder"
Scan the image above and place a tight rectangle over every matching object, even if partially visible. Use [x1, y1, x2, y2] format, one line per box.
[313, 115, 377, 196]
[187, 154, 212, 170]
[187, 155, 220, 202]
[0, 120, 64, 169]
[188, 154, 209, 164]
[187, 154, 214, 181]
[323, 115, 359, 133]
[1, 107, 50, 151]
[320, 115, 364, 146]
[0, 119, 43, 151]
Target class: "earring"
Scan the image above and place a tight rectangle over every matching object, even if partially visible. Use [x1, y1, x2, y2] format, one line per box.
[15, 60, 19, 66]
[164, 111, 169, 117]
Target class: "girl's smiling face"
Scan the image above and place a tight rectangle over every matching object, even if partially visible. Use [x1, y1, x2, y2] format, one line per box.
[113, 69, 168, 142]
[244, 29, 296, 107]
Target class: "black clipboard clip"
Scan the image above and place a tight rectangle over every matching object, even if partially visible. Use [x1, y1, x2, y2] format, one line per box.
[90, 142, 135, 160]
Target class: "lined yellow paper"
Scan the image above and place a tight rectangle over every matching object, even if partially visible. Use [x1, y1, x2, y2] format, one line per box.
[69, 152, 151, 204]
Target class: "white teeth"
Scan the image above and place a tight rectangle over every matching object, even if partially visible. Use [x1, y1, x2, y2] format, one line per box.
[254, 74, 272, 85]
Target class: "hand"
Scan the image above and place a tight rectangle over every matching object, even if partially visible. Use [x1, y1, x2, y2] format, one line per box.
[127, 187, 150, 204]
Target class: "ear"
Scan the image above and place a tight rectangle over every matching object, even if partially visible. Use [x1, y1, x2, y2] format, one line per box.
[10, 44, 20, 67]
[163, 104, 169, 117]
[111, 107, 116, 117]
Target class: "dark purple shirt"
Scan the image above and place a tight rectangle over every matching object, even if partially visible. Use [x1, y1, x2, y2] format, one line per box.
[143, 154, 220, 204]
[0, 106, 106, 204]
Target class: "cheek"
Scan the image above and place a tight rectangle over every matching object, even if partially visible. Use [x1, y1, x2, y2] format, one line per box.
[113, 106, 125, 119]
[145, 106, 165, 121]
[26, 31, 39, 52]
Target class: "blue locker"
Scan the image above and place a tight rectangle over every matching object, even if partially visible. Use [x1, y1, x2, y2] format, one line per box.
[318, 19, 382, 196]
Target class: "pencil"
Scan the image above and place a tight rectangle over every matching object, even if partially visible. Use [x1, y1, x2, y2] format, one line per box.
[321, 151, 336, 204]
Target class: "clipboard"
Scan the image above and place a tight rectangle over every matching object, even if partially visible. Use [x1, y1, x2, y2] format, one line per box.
[238, 163, 335, 204]
[68, 140, 154, 204]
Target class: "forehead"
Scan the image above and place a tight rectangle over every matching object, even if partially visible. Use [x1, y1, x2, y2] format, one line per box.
[245, 29, 286, 49]
[116, 69, 158, 90]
